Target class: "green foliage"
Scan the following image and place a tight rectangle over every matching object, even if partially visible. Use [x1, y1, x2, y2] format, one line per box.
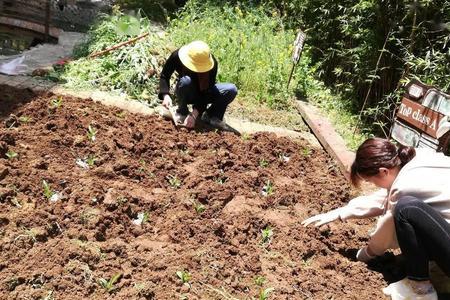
[18, 115, 31, 123]
[49, 97, 62, 109]
[61, 10, 173, 105]
[166, 174, 182, 188]
[169, 1, 300, 108]
[86, 154, 97, 167]
[258, 158, 269, 168]
[98, 273, 121, 293]
[261, 226, 273, 244]
[87, 125, 97, 142]
[261, 180, 274, 197]
[42, 180, 55, 200]
[259, 287, 274, 300]
[254, 275, 266, 287]
[5, 150, 18, 159]
[176, 270, 191, 284]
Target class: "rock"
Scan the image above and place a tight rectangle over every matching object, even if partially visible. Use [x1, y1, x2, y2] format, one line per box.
[0, 141, 8, 157]
[0, 166, 9, 181]
[4, 115, 18, 128]
[0, 187, 14, 201]
[31, 159, 48, 170]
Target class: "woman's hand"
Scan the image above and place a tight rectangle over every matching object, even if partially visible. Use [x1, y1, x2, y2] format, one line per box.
[301, 209, 342, 227]
[162, 95, 172, 108]
[183, 109, 199, 129]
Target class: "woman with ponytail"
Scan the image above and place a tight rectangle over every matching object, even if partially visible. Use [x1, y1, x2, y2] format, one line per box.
[302, 138, 450, 300]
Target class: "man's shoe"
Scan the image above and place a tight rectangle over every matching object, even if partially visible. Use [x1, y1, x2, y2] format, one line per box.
[383, 278, 438, 300]
[172, 110, 187, 125]
[202, 113, 227, 129]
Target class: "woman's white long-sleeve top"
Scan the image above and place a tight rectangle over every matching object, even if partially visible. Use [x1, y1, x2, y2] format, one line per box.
[336, 148, 450, 254]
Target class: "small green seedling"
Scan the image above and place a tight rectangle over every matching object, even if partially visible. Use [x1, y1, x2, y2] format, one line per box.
[49, 97, 62, 109]
[194, 202, 206, 214]
[254, 275, 266, 287]
[115, 111, 127, 119]
[86, 155, 97, 167]
[176, 270, 191, 286]
[167, 175, 181, 188]
[42, 290, 54, 300]
[259, 287, 274, 300]
[98, 273, 121, 293]
[87, 125, 97, 142]
[215, 177, 227, 184]
[18, 116, 31, 123]
[261, 227, 273, 244]
[42, 180, 55, 199]
[259, 158, 269, 168]
[301, 147, 312, 157]
[261, 180, 274, 197]
[5, 150, 18, 159]
[241, 133, 251, 141]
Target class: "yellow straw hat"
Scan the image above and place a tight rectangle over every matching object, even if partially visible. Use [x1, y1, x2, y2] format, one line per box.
[178, 41, 214, 73]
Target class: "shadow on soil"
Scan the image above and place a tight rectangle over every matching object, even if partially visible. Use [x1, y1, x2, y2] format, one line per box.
[0, 85, 37, 120]
[340, 250, 450, 300]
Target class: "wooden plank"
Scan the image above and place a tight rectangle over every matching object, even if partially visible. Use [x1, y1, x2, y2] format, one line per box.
[295, 100, 355, 180]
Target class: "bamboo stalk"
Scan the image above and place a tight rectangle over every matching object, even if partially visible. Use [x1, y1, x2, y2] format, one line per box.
[88, 32, 150, 59]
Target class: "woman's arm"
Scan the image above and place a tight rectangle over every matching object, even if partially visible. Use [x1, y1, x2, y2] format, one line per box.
[158, 51, 179, 100]
[302, 189, 387, 227]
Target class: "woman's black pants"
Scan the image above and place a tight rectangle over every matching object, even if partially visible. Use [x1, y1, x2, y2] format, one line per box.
[394, 197, 450, 281]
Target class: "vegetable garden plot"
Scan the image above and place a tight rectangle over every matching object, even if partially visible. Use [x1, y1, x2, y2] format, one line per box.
[0, 85, 393, 299]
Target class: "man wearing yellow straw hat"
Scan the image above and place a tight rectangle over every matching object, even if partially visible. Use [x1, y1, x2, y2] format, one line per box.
[159, 40, 238, 129]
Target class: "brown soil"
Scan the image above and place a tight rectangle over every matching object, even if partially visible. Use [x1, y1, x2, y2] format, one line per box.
[0, 85, 395, 299]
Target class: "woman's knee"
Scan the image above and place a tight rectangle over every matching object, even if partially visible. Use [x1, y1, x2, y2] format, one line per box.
[394, 196, 421, 219]
[223, 83, 238, 102]
[178, 76, 193, 89]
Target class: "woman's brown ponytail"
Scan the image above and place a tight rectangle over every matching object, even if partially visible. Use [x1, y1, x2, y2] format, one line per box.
[350, 138, 416, 186]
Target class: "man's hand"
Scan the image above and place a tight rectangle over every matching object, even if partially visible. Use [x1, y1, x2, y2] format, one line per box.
[183, 109, 199, 129]
[301, 209, 341, 227]
[162, 95, 172, 108]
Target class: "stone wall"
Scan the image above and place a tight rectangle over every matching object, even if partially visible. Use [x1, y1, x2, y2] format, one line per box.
[0, 0, 112, 32]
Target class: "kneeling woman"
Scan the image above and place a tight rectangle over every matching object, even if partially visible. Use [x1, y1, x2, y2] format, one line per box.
[302, 138, 450, 299]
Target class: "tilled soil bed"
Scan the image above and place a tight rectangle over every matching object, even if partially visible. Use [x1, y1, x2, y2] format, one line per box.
[0, 85, 392, 299]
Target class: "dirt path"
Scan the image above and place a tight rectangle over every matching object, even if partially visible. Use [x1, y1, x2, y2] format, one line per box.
[0, 85, 394, 299]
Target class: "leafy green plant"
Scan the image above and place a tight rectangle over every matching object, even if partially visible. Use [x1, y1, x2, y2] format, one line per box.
[115, 111, 127, 119]
[49, 97, 62, 109]
[98, 273, 121, 293]
[261, 180, 274, 197]
[261, 226, 273, 244]
[87, 125, 97, 142]
[241, 133, 251, 141]
[18, 115, 31, 123]
[259, 287, 274, 300]
[167, 174, 182, 188]
[176, 270, 191, 286]
[5, 150, 18, 159]
[259, 158, 269, 168]
[86, 154, 97, 167]
[193, 202, 206, 214]
[42, 180, 55, 199]
[254, 275, 266, 287]
[301, 147, 311, 157]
